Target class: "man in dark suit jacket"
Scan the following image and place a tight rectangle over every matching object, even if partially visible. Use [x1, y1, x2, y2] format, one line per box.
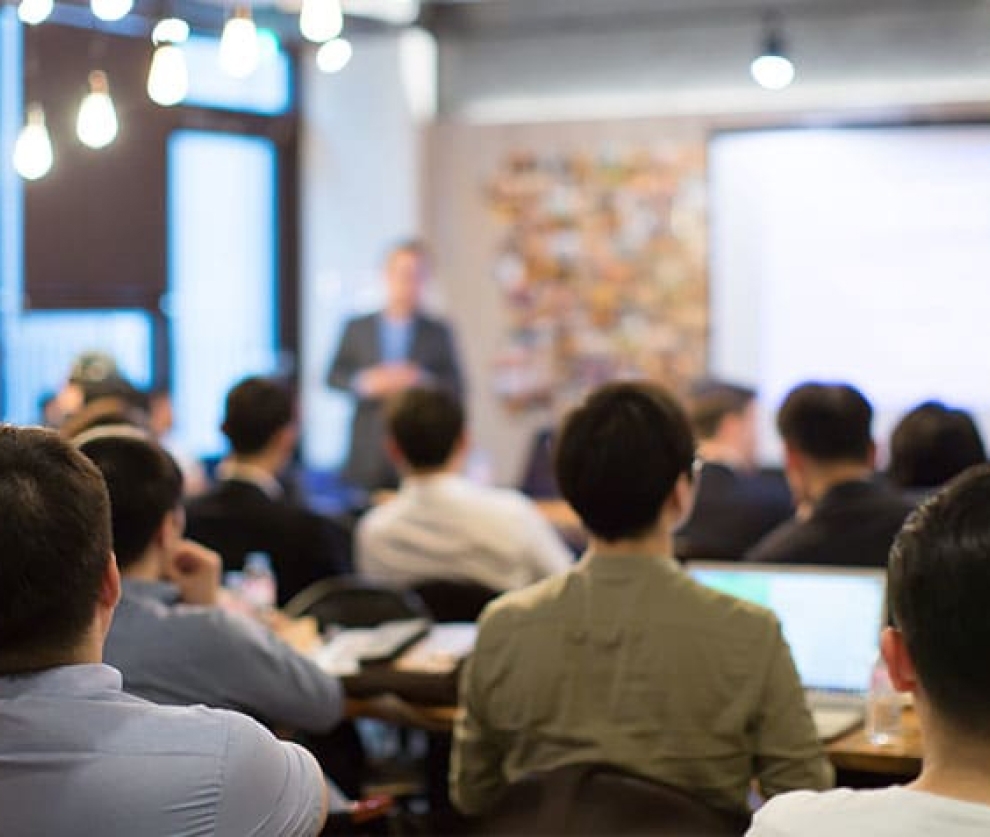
[747, 382, 913, 568]
[327, 241, 463, 493]
[185, 376, 349, 607]
[675, 380, 793, 562]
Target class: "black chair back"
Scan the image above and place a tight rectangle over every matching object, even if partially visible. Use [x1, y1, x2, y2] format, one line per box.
[411, 580, 500, 623]
[283, 576, 429, 629]
[481, 762, 749, 836]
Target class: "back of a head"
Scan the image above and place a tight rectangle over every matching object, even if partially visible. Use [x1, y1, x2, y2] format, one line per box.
[889, 464, 990, 737]
[221, 376, 294, 456]
[554, 382, 695, 542]
[387, 386, 464, 471]
[889, 401, 987, 491]
[777, 382, 873, 463]
[59, 396, 150, 442]
[77, 432, 183, 570]
[688, 379, 756, 440]
[0, 425, 111, 673]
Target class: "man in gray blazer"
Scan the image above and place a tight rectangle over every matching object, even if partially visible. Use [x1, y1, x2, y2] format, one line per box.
[327, 240, 463, 493]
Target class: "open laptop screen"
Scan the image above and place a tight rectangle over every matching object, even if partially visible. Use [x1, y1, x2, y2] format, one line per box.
[688, 563, 886, 695]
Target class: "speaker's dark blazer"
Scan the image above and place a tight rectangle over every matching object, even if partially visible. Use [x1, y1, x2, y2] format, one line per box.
[185, 479, 351, 607]
[326, 311, 463, 491]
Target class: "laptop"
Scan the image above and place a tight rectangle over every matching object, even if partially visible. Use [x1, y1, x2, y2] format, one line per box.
[688, 562, 887, 741]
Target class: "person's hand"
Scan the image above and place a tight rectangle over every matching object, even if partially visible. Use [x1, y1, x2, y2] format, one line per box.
[358, 362, 423, 397]
[165, 539, 222, 606]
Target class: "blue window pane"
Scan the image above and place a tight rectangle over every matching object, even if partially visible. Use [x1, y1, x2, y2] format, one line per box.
[168, 130, 278, 458]
[182, 35, 291, 115]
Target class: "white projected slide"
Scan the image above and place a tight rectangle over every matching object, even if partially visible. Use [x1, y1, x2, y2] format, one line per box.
[709, 126, 990, 463]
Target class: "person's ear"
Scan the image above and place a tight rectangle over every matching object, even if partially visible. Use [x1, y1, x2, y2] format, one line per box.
[384, 436, 408, 470]
[666, 472, 696, 529]
[154, 509, 183, 550]
[452, 431, 470, 463]
[99, 553, 122, 610]
[273, 424, 298, 457]
[881, 626, 918, 694]
[865, 440, 878, 470]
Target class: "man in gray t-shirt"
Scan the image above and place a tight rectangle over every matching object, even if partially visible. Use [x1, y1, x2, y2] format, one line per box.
[0, 426, 328, 836]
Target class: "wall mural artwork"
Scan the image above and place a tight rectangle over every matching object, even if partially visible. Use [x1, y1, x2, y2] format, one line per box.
[488, 143, 709, 416]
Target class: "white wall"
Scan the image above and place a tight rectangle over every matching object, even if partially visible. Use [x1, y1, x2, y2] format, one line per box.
[299, 34, 425, 469]
[710, 126, 990, 465]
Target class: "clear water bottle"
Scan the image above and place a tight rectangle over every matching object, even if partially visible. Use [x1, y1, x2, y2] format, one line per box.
[866, 656, 902, 746]
[241, 552, 277, 612]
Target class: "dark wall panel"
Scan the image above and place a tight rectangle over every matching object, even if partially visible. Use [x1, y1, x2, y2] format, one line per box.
[23, 25, 169, 310]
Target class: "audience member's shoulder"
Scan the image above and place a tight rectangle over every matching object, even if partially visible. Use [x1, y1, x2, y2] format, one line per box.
[481, 483, 544, 515]
[210, 707, 327, 836]
[745, 516, 802, 562]
[687, 573, 780, 636]
[750, 787, 904, 836]
[479, 571, 569, 630]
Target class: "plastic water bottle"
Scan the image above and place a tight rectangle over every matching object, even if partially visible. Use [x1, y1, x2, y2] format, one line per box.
[866, 656, 902, 746]
[241, 552, 277, 612]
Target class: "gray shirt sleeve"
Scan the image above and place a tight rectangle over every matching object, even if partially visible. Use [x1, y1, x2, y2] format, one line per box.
[214, 710, 328, 837]
[174, 607, 344, 732]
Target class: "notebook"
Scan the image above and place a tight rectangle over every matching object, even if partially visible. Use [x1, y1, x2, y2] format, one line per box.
[688, 562, 887, 740]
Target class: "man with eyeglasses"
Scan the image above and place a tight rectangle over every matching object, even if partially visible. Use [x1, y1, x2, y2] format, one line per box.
[451, 382, 832, 821]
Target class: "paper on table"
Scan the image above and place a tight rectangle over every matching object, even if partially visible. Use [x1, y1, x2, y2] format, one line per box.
[394, 623, 477, 673]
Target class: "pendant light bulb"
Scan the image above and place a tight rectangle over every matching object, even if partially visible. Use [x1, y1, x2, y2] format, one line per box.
[316, 36, 352, 73]
[77, 71, 119, 149]
[219, 8, 260, 78]
[17, 0, 53, 26]
[147, 43, 188, 106]
[91, 0, 134, 22]
[299, 0, 343, 43]
[13, 104, 54, 181]
[751, 13, 796, 90]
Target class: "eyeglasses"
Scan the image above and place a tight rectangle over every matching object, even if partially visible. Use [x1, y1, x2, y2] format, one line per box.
[691, 456, 705, 482]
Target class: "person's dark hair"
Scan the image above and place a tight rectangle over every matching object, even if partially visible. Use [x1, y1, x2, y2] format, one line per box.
[889, 464, 990, 736]
[688, 379, 756, 440]
[77, 432, 183, 569]
[777, 382, 873, 463]
[387, 386, 464, 471]
[0, 425, 111, 673]
[59, 396, 150, 441]
[221, 376, 294, 456]
[889, 401, 986, 491]
[554, 382, 695, 542]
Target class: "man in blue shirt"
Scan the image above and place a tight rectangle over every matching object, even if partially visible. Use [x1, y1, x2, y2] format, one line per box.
[327, 239, 463, 493]
[0, 425, 328, 836]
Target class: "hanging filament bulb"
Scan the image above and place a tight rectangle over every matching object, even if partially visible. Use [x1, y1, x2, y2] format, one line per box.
[148, 18, 190, 106]
[299, 0, 342, 43]
[13, 104, 54, 180]
[219, 6, 260, 78]
[77, 70, 119, 149]
[17, 0, 54, 26]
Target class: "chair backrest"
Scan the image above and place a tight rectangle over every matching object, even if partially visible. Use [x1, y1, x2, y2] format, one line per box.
[481, 762, 749, 837]
[283, 576, 429, 629]
[411, 580, 500, 623]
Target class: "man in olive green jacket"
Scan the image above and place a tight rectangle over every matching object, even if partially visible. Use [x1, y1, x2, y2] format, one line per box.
[451, 382, 833, 818]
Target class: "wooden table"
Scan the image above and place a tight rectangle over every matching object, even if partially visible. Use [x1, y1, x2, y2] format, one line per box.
[826, 709, 922, 777]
